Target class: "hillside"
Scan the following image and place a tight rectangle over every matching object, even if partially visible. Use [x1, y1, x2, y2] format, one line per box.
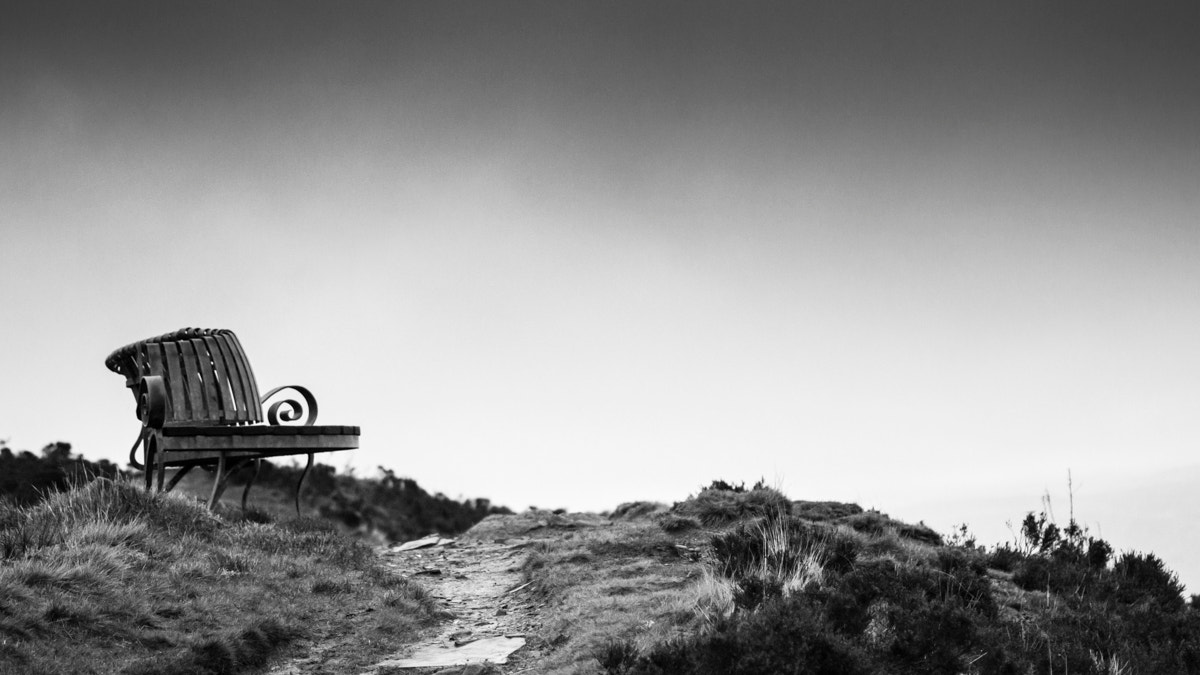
[475, 482, 1200, 674]
[4, 464, 1200, 673]
[0, 477, 443, 674]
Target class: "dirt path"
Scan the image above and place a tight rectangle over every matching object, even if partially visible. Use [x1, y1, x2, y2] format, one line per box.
[365, 537, 545, 673]
[269, 511, 608, 675]
[264, 535, 544, 675]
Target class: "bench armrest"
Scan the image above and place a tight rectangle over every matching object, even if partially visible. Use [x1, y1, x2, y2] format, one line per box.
[261, 385, 319, 426]
[139, 376, 167, 429]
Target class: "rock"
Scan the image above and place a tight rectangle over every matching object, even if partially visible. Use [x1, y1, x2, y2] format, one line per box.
[374, 636, 526, 668]
[392, 535, 444, 551]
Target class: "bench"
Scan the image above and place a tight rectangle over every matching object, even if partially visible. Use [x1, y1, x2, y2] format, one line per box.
[105, 328, 360, 513]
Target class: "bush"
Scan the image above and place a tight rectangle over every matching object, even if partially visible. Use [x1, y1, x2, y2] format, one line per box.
[608, 595, 871, 675]
[710, 516, 844, 608]
[842, 511, 888, 536]
[0, 442, 126, 507]
[1111, 552, 1186, 611]
[793, 501, 864, 521]
[897, 522, 943, 546]
[671, 485, 792, 526]
[985, 544, 1022, 572]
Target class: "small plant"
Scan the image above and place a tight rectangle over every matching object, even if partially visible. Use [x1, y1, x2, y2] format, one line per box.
[311, 579, 353, 595]
[710, 514, 838, 608]
[703, 480, 746, 494]
[945, 523, 978, 549]
[596, 638, 640, 673]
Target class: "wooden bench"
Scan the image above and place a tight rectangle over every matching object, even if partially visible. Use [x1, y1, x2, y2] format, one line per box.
[105, 328, 360, 513]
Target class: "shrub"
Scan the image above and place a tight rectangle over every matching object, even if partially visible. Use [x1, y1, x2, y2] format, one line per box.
[1111, 552, 1186, 611]
[1012, 554, 1098, 598]
[985, 544, 1022, 572]
[708, 515, 854, 610]
[671, 485, 792, 526]
[123, 618, 297, 675]
[842, 511, 888, 536]
[793, 501, 864, 521]
[609, 595, 871, 675]
[897, 522, 943, 546]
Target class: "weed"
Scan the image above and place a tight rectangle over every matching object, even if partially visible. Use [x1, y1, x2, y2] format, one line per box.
[311, 579, 353, 595]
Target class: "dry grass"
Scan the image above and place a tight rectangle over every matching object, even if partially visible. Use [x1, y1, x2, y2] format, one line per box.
[512, 519, 709, 674]
[0, 477, 438, 675]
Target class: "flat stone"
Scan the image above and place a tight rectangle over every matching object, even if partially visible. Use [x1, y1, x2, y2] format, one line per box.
[373, 636, 526, 668]
[392, 535, 443, 551]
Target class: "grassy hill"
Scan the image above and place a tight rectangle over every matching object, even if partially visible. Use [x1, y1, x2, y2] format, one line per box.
[0, 477, 442, 674]
[508, 481, 1200, 674]
[4, 446, 1200, 674]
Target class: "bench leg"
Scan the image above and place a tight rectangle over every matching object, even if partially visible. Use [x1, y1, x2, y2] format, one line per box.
[143, 435, 157, 492]
[206, 458, 256, 511]
[241, 459, 261, 513]
[207, 453, 226, 509]
[156, 447, 167, 492]
[163, 465, 195, 493]
[295, 452, 314, 516]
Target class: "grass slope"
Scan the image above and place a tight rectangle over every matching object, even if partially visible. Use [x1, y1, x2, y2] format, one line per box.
[0, 478, 441, 675]
[512, 482, 1200, 675]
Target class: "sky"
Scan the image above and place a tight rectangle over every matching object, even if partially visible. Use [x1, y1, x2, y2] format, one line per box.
[3, 2, 1199, 585]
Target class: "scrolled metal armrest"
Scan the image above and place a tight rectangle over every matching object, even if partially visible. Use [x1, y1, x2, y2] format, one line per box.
[261, 385, 319, 426]
[139, 376, 167, 429]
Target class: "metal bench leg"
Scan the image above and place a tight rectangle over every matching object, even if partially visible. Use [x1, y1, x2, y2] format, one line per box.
[163, 465, 195, 493]
[143, 435, 157, 492]
[295, 453, 314, 516]
[241, 459, 261, 513]
[156, 448, 167, 492]
[205, 458, 255, 511]
[208, 453, 226, 509]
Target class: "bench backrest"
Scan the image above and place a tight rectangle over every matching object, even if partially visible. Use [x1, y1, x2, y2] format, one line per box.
[105, 328, 263, 425]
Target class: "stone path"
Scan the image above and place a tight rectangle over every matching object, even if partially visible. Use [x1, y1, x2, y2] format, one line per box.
[362, 537, 545, 674]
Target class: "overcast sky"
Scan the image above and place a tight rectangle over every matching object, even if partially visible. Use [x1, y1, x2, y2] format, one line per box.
[3, 1, 1199, 583]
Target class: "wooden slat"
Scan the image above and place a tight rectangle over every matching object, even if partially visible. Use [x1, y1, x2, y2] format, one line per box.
[203, 336, 237, 422]
[212, 335, 245, 421]
[162, 342, 188, 423]
[177, 339, 207, 420]
[136, 343, 150, 379]
[226, 331, 262, 422]
[214, 334, 252, 422]
[146, 343, 165, 378]
[190, 338, 221, 421]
